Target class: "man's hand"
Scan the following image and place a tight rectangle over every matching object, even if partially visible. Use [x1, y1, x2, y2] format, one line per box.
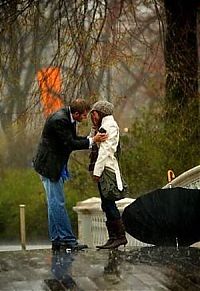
[93, 175, 100, 182]
[92, 132, 108, 143]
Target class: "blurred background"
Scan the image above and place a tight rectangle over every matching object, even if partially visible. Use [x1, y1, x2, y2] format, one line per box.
[0, 0, 199, 243]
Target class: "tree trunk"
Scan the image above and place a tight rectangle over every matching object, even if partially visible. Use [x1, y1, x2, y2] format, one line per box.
[163, 0, 199, 170]
[164, 0, 199, 116]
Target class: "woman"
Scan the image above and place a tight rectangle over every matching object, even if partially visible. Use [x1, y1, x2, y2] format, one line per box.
[89, 100, 128, 249]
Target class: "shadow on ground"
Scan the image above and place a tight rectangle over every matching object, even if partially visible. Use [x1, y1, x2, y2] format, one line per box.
[1, 246, 200, 290]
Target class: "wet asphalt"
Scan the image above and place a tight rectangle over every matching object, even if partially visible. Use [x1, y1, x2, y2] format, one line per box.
[1, 246, 200, 290]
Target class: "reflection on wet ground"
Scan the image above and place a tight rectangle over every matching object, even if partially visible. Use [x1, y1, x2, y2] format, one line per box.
[1, 246, 200, 290]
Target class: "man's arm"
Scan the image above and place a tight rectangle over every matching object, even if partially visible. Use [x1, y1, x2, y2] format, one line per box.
[53, 118, 108, 151]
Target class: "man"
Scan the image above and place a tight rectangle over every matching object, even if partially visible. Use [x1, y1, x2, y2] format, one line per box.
[33, 99, 107, 251]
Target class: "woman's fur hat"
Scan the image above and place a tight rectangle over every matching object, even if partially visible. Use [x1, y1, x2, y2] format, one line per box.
[90, 100, 114, 115]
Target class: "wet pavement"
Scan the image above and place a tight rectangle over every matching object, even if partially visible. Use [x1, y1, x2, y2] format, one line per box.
[1, 246, 200, 290]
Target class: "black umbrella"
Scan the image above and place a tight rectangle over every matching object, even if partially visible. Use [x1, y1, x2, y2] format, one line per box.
[122, 187, 200, 247]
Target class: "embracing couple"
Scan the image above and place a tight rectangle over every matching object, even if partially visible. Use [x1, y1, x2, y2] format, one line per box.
[33, 99, 129, 252]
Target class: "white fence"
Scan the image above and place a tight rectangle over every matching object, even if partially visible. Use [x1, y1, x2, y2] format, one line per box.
[73, 165, 200, 248]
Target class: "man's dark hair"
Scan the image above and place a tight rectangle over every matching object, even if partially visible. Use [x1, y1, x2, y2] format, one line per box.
[70, 98, 91, 114]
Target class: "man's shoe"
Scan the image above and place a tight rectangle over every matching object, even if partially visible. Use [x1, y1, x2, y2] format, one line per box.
[52, 242, 61, 251]
[51, 241, 73, 252]
[70, 243, 88, 251]
[52, 241, 88, 252]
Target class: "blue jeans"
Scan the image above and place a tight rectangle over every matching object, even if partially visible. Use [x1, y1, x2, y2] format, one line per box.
[98, 183, 120, 221]
[41, 176, 77, 245]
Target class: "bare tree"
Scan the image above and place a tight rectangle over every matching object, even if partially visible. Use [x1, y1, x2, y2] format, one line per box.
[0, 0, 166, 166]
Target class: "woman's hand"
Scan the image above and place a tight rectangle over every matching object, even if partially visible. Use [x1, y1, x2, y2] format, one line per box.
[93, 175, 100, 182]
[92, 132, 108, 143]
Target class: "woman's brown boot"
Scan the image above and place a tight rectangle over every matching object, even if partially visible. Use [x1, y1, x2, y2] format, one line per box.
[103, 219, 127, 249]
[96, 219, 127, 249]
[96, 221, 116, 249]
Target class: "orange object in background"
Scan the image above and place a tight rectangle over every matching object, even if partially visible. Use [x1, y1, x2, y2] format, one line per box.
[37, 67, 64, 117]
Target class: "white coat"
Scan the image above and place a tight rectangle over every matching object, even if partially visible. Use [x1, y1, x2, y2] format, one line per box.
[93, 115, 123, 191]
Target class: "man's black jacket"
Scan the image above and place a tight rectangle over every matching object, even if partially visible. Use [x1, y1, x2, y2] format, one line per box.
[33, 107, 89, 181]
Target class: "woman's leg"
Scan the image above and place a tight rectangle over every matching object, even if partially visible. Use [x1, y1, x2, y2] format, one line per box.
[98, 183, 120, 221]
[97, 183, 127, 249]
